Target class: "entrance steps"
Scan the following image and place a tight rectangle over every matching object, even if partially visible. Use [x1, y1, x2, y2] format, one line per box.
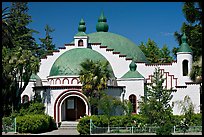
[59, 121, 79, 129]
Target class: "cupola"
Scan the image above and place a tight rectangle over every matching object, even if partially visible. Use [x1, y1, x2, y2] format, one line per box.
[74, 18, 89, 48]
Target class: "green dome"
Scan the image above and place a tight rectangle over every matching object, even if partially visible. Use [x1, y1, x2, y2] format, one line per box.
[30, 74, 41, 81]
[50, 48, 114, 76]
[96, 11, 109, 32]
[87, 32, 148, 62]
[122, 61, 144, 79]
[177, 33, 192, 53]
[129, 61, 137, 71]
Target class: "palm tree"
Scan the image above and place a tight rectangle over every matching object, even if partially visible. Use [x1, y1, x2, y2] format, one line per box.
[2, 7, 15, 48]
[79, 59, 111, 115]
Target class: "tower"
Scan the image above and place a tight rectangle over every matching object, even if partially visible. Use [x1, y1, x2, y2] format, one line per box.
[176, 33, 193, 84]
[74, 18, 89, 48]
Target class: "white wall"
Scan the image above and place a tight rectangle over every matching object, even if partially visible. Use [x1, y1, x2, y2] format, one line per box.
[171, 84, 200, 115]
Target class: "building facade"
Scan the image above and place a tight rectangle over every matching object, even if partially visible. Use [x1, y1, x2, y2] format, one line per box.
[21, 12, 201, 124]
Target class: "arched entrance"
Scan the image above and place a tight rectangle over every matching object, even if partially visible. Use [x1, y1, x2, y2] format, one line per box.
[54, 90, 90, 123]
[62, 96, 86, 121]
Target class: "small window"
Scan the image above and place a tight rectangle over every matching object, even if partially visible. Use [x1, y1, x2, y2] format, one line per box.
[183, 60, 188, 76]
[22, 95, 29, 104]
[78, 40, 83, 46]
[129, 94, 137, 113]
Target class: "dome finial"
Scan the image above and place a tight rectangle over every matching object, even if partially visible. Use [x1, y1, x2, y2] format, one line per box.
[177, 32, 192, 53]
[96, 11, 109, 32]
[181, 33, 187, 43]
[129, 60, 137, 71]
[78, 18, 86, 32]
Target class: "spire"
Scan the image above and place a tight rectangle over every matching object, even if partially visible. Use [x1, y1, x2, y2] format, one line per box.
[76, 18, 87, 36]
[96, 11, 109, 32]
[78, 18, 86, 32]
[177, 33, 192, 53]
[129, 60, 137, 71]
[181, 33, 187, 43]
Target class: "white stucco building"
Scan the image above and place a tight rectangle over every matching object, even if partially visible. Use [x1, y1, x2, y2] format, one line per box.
[21, 12, 201, 124]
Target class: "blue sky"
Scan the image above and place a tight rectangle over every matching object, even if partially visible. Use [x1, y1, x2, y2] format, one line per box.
[2, 2, 186, 53]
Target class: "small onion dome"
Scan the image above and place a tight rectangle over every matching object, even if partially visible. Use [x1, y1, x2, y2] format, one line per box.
[96, 11, 109, 32]
[177, 33, 192, 53]
[129, 60, 136, 71]
[121, 61, 144, 78]
[75, 18, 87, 36]
[78, 18, 86, 32]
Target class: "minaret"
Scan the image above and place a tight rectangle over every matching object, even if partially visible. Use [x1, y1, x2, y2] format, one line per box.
[176, 33, 193, 83]
[96, 11, 109, 32]
[74, 18, 89, 48]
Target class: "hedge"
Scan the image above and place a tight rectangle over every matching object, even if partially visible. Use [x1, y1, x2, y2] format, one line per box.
[16, 114, 57, 134]
[77, 113, 202, 135]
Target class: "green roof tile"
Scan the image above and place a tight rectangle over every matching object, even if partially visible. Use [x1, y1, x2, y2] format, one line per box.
[87, 32, 148, 62]
[122, 71, 144, 78]
[49, 48, 115, 77]
[121, 61, 144, 78]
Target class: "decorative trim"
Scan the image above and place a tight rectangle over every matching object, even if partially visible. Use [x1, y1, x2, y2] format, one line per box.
[49, 86, 82, 89]
[91, 43, 101, 45]
[125, 57, 132, 60]
[47, 53, 54, 56]
[99, 45, 107, 48]
[65, 44, 75, 46]
[55, 78, 61, 84]
[62, 78, 69, 84]
[106, 48, 114, 51]
[146, 69, 178, 88]
[119, 54, 127, 57]
[59, 47, 66, 49]
[185, 82, 201, 85]
[113, 51, 120, 54]
[53, 50, 60, 52]
[175, 86, 187, 88]
[71, 78, 80, 84]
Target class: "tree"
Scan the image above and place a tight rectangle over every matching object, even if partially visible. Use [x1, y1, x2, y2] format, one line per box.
[2, 2, 40, 116]
[98, 95, 122, 133]
[175, 95, 196, 134]
[173, 2, 202, 62]
[138, 67, 174, 135]
[79, 59, 111, 115]
[38, 24, 56, 58]
[190, 56, 202, 82]
[139, 39, 173, 63]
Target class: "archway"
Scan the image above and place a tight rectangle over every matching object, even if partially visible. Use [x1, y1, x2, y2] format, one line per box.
[54, 90, 90, 123]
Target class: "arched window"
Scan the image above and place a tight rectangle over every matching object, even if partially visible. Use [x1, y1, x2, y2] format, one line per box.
[78, 40, 83, 46]
[22, 95, 29, 104]
[183, 60, 188, 76]
[129, 94, 136, 114]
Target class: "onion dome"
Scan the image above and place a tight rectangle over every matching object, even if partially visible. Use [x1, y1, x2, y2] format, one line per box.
[177, 33, 192, 53]
[96, 11, 109, 32]
[75, 18, 87, 36]
[121, 61, 144, 78]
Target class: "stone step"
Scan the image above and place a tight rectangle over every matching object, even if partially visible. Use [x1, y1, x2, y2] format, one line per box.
[59, 121, 78, 129]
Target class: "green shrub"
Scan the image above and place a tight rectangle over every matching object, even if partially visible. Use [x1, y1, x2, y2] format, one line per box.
[77, 115, 91, 135]
[16, 114, 56, 134]
[191, 113, 202, 126]
[156, 120, 173, 135]
[77, 114, 148, 134]
[131, 114, 148, 127]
